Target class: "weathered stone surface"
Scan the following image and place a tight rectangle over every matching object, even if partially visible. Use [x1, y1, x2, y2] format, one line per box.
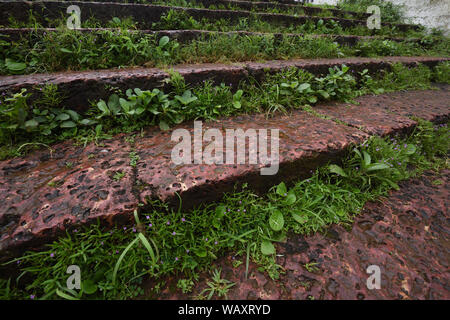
[314, 86, 450, 135]
[148, 169, 450, 300]
[0, 88, 448, 259]
[0, 27, 415, 46]
[134, 110, 368, 210]
[1, 56, 448, 112]
[0, 1, 417, 31]
[0, 135, 137, 258]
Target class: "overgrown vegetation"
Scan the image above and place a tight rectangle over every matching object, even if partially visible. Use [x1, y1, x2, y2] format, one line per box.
[1, 62, 445, 159]
[1, 118, 448, 299]
[338, 0, 405, 24]
[2, 12, 448, 76]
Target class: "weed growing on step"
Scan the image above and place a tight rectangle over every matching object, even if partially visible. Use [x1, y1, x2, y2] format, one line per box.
[2, 27, 448, 76]
[0, 119, 448, 299]
[433, 61, 450, 84]
[337, 0, 406, 24]
[0, 62, 446, 159]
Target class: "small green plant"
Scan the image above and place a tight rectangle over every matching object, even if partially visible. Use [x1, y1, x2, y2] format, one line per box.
[2, 120, 448, 299]
[129, 151, 140, 167]
[304, 262, 320, 273]
[433, 61, 450, 84]
[329, 141, 417, 190]
[198, 269, 235, 300]
[113, 171, 126, 181]
[177, 279, 195, 294]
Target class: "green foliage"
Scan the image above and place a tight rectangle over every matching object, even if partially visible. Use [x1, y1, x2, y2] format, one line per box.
[371, 63, 432, 91]
[197, 269, 235, 300]
[2, 120, 447, 299]
[433, 61, 450, 84]
[177, 279, 195, 294]
[0, 63, 445, 159]
[0, 87, 94, 147]
[338, 0, 406, 24]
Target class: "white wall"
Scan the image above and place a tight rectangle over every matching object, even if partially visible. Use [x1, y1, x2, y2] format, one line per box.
[387, 0, 449, 35]
[302, 0, 450, 35]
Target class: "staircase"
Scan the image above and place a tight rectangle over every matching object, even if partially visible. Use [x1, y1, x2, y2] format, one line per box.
[0, 0, 449, 259]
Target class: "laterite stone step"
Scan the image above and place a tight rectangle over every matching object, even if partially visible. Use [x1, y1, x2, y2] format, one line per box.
[0, 27, 418, 45]
[0, 87, 449, 259]
[0, 1, 419, 31]
[1, 56, 447, 113]
[144, 0, 369, 20]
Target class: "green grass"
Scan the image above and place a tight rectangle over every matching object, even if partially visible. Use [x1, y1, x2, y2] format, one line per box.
[337, 0, 406, 24]
[2, 12, 448, 76]
[17, 0, 361, 20]
[0, 119, 448, 300]
[0, 62, 446, 160]
[2, 9, 430, 39]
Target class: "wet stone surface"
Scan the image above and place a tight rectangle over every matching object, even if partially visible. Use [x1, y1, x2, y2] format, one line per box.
[0, 88, 448, 258]
[135, 110, 368, 210]
[0, 27, 414, 47]
[1, 56, 448, 112]
[149, 170, 450, 300]
[0, 135, 137, 259]
[0, 1, 410, 32]
[314, 86, 450, 136]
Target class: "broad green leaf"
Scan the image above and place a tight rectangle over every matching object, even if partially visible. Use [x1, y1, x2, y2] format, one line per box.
[65, 110, 80, 122]
[269, 209, 284, 232]
[55, 113, 70, 121]
[56, 289, 78, 300]
[59, 48, 73, 54]
[284, 192, 296, 205]
[159, 120, 170, 131]
[232, 101, 241, 109]
[297, 83, 311, 92]
[81, 280, 97, 295]
[107, 94, 121, 114]
[329, 164, 347, 177]
[292, 212, 308, 224]
[60, 121, 77, 128]
[194, 247, 207, 258]
[24, 119, 38, 129]
[366, 163, 390, 171]
[276, 182, 287, 196]
[404, 144, 416, 155]
[5, 58, 26, 71]
[261, 240, 275, 255]
[97, 100, 110, 115]
[80, 119, 96, 126]
[319, 90, 330, 99]
[159, 36, 170, 47]
[215, 205, 226, 217]
[362, 150, 371, 167]
[233, 89, 243, 100]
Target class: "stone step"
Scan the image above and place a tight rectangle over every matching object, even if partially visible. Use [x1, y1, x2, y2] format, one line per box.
[118, 0, 369, 20]
[1, 56, 447, 113]
[0, 1, 419, 32]
[0, 27, 419, 45]
[0, 87, 449, 259]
